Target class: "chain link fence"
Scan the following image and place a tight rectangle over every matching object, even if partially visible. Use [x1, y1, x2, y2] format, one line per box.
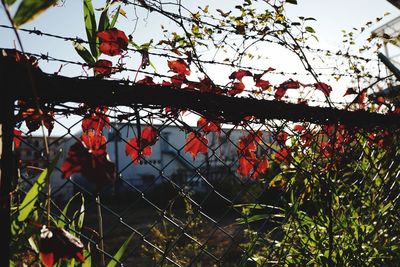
[3, 53, 400, 266]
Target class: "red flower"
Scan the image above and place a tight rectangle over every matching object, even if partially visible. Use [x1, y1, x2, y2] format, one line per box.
[61, 141, 116, 190]
[97, 28, 129, 56]
[39, 225, 84, 267]
[184, 132, 208, 160]
[94, 59, 112, 76]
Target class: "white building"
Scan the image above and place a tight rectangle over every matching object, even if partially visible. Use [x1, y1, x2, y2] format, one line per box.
[104, 123, 271, 193]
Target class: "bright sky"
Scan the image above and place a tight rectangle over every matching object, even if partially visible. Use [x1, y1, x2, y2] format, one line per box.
[1, 0, 399, 135]
[1, 0, 398, 74]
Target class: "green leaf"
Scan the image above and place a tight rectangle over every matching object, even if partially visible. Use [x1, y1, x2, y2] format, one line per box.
[77, 193, 85, 229]
[28, 236, 39, 253]
[13, 0, 57, 27]
[98, 8, 110, 33]
[17, 153, 60, 222]
[57, 192, 81, 228]
[5, 0, 17, 6]
[84, 0, 98, 58]
[149, 61, 157, 73]
[236, 214, 270, 224]
[73, 41, 95, 65]
[107, 232, 134, 267]
[110, 6, 120, 28]
[82, 244, 92, 267]
[286, 0, 297, 4]
[129, 40, 140, 50]
[305, 26, 316, 33]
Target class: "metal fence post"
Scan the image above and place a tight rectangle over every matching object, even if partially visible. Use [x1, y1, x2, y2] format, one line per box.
[0, 63, 14, 267]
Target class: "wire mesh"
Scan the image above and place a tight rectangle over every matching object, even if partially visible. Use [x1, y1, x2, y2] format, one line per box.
[9, 93, 400, 266]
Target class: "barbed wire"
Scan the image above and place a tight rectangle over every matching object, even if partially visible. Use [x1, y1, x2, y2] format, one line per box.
[0, 25, 379, 79]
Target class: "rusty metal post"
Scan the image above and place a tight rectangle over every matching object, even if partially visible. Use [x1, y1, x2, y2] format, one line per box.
[0, 60, 15, 267]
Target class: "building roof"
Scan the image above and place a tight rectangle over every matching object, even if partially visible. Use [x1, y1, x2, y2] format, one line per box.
[388, 0, 400, 9]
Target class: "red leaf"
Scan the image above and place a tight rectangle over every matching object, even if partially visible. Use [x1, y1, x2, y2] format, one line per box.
[167, 59, 190, 75]
[228, 82, 245, 96]
[80, 131, 107, 156]
[253, 68, 275, 83]
[275, 147, 291, 164]
[276, 131, 288, 145]
[274, 79, 301, 99]
[343, 87, 357, 96]
[137, 76, 156, 86]
[314, 82, 332, 96]
[162, 80, 172, 86]
[184, 132, 208, 160]
[13, 129, 22, 150]
[40, 252, 54, 267]
[170, 73, 186, 88]
[293, 124, 305, 133]
[236, 132, 267, 178]
[197, 117, 221, 134]
[255, 79, 270, 90]
[61, 142, 115, 190]
[354, 91, 367, 105]
[274, 87, 287, 100]
[21, 108, 54, 135]
[97, 28, 129, 56]
[237, 156, 256, 177]
[376, 96, 385, 105]
[242, 116, 254, 121]
[280, 79, 301, 90]
[252, 158, 269, 179]
[237, 132, 262, 161]
[94, 59, 112, 76]
[141, 127, 158, 147]
[229, 69, 252, 81]
[125, 137, 152, 164]
[82, 109, 110, 133]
